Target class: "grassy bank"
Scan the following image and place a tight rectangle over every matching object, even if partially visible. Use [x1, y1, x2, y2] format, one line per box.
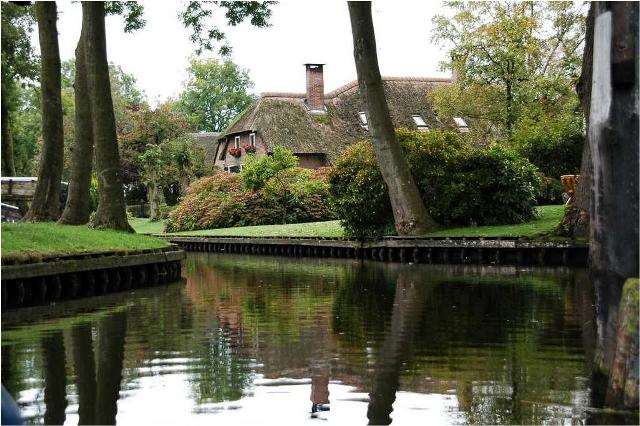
[130, 205, 564, 239]
[1, 222, 169, 259]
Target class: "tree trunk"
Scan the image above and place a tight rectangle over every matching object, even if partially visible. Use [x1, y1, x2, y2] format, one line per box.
[589, 1, 639, 410]
[148, 178, 160, 221]
[1, 82, 15, 177]
[24, 2, 64, 222]
[348, 1, 437, 236]
[83, 2, 132, 232]
[558, 5, 594, 238]
[59, 28, 94, 225]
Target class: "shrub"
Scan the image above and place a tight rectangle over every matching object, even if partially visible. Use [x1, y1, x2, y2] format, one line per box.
[536, 174, 565, 205]
[166, 148, 335, 232]
[511, 116, 584, 179]
[241, 146, 299, 190]
[328, 129, 541, 237]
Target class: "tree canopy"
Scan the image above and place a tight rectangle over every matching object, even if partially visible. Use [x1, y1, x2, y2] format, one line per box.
[177, 58, 255, 132]
[431, 1, 586, 136]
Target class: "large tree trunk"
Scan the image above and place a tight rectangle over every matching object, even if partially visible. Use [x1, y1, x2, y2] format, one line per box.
[558, 5, 594, 238]
[24, 2, 64, 222]
[589, 1, 638, 410]
[147, 177, 160, 221]
[83, 2, 133, 232]
[1, 82, 15, 177]
[348, 1, 437, 236]
[59, 28, 94, 225]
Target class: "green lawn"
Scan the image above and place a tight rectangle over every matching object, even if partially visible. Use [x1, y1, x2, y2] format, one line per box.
[424, 205, 565, 238]
[1, 222, 169, 259]
[130, 205, 564, 239]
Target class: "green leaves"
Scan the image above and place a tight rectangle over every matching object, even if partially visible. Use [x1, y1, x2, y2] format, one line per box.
[177, 58, 255, 132]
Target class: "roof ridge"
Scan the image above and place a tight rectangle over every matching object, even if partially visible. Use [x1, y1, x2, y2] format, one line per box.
[325, 76, 451, 98]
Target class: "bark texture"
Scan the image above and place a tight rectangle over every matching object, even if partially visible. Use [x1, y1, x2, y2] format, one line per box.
[24, 2, 64, 221]
[589, 1, 639, 411]
[558, 5, 594, 238]
[348, 1, 437, 236]
[1, 82, 15, 176]
[83, 2, 133, 232]
[59, 28, 94, 225]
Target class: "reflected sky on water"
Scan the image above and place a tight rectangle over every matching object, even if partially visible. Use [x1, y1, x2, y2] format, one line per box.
[3, 253, 632, 425]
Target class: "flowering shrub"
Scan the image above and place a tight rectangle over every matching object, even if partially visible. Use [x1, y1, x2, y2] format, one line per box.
[329, 129, 540, 237]
[165, 148, 335, 232]
[228, 147, 242, 158]
[243, 143, 256, 154]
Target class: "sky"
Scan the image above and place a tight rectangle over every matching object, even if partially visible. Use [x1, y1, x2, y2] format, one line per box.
[47, 1, 450, 106]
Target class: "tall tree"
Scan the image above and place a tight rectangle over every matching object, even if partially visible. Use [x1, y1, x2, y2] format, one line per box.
[1, 2, 37, 177]
[431, 1, 586, 135]
[59, 22, 93, 225]
[24, 2, 64, 222]
[178, 59, 255, 132]
[83, 1, 132, 231]
[348, 1, 437, 235]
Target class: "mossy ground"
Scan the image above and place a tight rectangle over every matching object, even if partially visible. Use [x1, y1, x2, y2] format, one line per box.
[1, 222, 169, 260]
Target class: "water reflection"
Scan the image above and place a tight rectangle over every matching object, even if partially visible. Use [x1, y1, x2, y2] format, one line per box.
[1, 253, 635, 425]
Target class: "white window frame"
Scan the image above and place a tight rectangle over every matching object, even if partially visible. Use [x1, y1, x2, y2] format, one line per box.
[412, 114, 428, 130]
[234, 136, 241, 149]
[358, 111, 368, 130]
[249, 133, 256, 147]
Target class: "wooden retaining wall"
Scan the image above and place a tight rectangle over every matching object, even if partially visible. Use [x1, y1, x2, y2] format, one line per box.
[1, 247, 185, 310]
[170, 236, 588, 267]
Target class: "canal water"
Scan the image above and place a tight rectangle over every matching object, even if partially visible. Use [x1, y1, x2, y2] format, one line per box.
[0, 253, 631, 424]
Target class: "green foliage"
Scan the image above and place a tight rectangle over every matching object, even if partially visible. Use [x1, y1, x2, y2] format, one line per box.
[105, 2, 146, 33]
[431, 1, 586, 135]
[240, 146, 299, 190]
[180, 1, 275, 55]
[177, 58, 255, 132]
[511, 115, 584, 179]
[329, 129, 541, 237]
[166, 150, 334, 233]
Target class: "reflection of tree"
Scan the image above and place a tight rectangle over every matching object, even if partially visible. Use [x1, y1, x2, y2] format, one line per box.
[42, 330, 67, 425]
[367, 267, 429, 425]
[95, 311, 127, 425]
[71, 322, 97, 425]
[189, 324, 252, 403]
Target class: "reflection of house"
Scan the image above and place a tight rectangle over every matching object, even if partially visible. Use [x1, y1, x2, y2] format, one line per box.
[214, 64, 470, 172]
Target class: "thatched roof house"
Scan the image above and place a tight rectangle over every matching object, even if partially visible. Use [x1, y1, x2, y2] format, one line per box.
[214, 64, 468, 172]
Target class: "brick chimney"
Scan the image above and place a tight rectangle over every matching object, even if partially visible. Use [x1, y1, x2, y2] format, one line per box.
[305, 63, 325, 112]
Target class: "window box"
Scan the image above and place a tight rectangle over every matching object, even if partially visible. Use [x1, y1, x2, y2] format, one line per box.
[243, 143, 256, 154]
[229, 147, 242, 158]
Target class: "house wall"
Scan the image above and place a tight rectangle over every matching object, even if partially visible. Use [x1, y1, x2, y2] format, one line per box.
[214, 132, 268, 172]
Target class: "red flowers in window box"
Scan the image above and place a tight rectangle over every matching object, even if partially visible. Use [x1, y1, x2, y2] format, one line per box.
[243, 143, 256, 154]
[229, 147, 242, 158]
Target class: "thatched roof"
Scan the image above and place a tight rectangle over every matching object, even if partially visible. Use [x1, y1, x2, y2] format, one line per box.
[219, 77, 454, 163]
[187, 132, 220, 163]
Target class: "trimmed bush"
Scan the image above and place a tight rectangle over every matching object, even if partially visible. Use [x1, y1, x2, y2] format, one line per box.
[328, 129, 541, 237]
[165, 150, 335, 232]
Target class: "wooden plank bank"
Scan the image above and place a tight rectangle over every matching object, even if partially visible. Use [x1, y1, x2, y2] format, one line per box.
[169, 236, 588, 267]
[1, 246, 185, 310]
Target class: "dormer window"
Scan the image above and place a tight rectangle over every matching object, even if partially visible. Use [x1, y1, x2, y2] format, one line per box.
[412, 115, 428, 131]
[358, 111, 368, 130]
[454, 117, 469, 133]
[249, 133, 256, 147]
[234, 135, 241, 148]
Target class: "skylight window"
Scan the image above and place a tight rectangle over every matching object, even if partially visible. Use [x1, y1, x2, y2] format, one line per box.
[358, 111, 368, 129]
[454, 117, 469, 131]
[412, 115, 428, 131]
